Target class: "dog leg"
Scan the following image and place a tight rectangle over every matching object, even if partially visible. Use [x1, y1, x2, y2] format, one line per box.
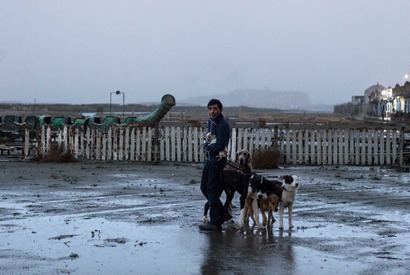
[279, 202, 284, 230]
[244, 197, 256, 227]
[224, 190, 235, 214]
[203, 202, 210, 223]
[252, 199, 263, 229]
[267, 210, 273, 227]
[238, 207, 247, 229]
[238, 194, 248, 229]
[261, 210, 267, 227]
[288, 203, 294, 229]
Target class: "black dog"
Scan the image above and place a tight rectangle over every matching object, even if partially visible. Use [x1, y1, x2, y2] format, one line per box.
[202, 170, 253, 223]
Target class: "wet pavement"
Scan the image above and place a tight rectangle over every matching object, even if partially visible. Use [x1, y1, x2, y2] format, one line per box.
[0, 160, 409, 274]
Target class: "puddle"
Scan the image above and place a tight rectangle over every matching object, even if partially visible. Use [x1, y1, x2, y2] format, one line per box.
[0, 216, 204, 274]
[1, 162, 410, 274]
[0, 215, 375, 274]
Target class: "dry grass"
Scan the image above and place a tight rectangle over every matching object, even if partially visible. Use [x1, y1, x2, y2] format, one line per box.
[252, 148, 281, 169]
[187, 119, 203, 128]
[37, 143, 76, 163]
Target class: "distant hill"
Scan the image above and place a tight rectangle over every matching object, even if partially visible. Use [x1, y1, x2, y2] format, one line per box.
[180, 88, 334, 112]
[181, 88, 311, 108]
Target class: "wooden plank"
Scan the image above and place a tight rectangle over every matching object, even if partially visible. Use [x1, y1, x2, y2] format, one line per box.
[170, 127, 175, 161]
[322, 130, 327, 165]
[194, 128, 200, 163]
[85, 128, 90, 159]
[141, 127, 147, 161]
[230, 128, 237, 159]
[74, 128, 79, 159]
[176, 126, 182, 162]
[353, 130, 359, 165]
[124, 127, 130, 160]
[80, 127, 85, 158]
[303, 129, 309, 164]
[332, 130, 337, 165]
[298, 130, 303, 164]
[285, 128, 291, 164]
[63, 126, 68, 152]
[244, 129, 250, 153]
[107, 128, 112, 160]
[338, 130, 344, 165]
[130, 128, 135, 161]
[360, 131, 366, 165]
[112, 128, 118, 161]
[386, 130, 391, 165]
[164, 126, 170, 161]
[24, 129, 30, 157]
[392, 130, 398, 165]
[96, 130, 101, 160]
[291, 130, 297, 164]
[118, 127, 124, 161]
[182, 127, 188, 162]
[375, 130, 386, 165]
[237, 128, 244, 151]
[136, 127, 141, 161]
[147, 127, 152, 161]
[349, 129, 354, 165]
[367, 130, 373, 165]
[266, 128, 272, 148]
[187, 127, 193, 162]
[316, 130, 322, 165]
[102, 132, 107, 161]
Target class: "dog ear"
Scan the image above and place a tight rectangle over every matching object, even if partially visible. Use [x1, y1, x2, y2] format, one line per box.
[283, 175, 292, 184]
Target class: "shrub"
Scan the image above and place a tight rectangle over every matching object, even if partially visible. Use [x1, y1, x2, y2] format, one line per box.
[37, 143, 76, 163]
[257, 117, 266, 127]
[252, 148, 281, 169]
[187, 119, 203, 128]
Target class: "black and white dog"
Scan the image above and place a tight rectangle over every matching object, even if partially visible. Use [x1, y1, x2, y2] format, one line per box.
[238, 173, 282, 229]
[278, 175, 299, 230]
[238, 173, 300, 230]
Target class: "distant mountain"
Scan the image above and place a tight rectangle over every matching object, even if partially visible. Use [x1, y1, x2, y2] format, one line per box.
[181, 88, 313, 109]
[0, 100, 22, 104]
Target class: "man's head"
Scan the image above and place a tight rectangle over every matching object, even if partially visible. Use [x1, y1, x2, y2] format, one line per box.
[207, 98, 223, 120]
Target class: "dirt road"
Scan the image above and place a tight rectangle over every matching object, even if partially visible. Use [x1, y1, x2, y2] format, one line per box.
[0, 158, 409, 274]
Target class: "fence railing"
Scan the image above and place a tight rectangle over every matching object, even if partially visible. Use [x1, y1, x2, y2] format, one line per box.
[35, 124, 404, 166]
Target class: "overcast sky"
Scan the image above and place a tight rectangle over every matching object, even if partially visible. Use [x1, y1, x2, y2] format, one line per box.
[1, 0, 409, 106]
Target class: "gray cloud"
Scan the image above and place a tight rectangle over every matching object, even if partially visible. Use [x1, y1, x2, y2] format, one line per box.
[1, 0, 409, 105]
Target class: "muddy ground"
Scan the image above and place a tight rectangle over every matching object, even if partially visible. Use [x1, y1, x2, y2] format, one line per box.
[0, 156, 409, 274]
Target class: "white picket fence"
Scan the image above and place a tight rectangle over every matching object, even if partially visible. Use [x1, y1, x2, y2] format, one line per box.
[37, 124, 404, 166]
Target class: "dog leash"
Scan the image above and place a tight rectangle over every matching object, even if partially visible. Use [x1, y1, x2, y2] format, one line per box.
[226, 159, 250, 173]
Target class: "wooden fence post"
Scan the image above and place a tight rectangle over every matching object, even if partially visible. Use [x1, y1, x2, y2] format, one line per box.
[399, 127, 404, 166]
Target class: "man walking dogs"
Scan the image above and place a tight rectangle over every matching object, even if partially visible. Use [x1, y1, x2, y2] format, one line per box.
[199, 99, 232, 231]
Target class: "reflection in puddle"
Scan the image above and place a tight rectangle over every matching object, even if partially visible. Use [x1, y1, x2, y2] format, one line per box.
[0, 215, 370, 274]
[0, 216, 204, 274]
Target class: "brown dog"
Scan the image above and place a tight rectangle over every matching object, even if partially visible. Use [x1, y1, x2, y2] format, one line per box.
[259, 194, 280, 227]
[234, 149, 253, 173]
[244, 194, 279, 228]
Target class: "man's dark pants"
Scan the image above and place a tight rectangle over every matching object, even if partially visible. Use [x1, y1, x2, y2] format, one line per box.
[201, 158, 231, 226]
